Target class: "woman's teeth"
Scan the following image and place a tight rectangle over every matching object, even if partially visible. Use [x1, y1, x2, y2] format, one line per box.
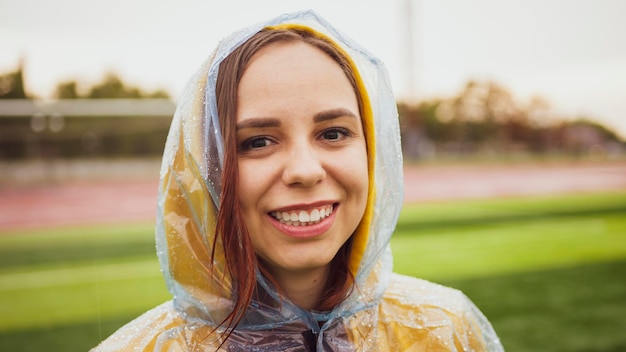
[270, 204, 334, 226]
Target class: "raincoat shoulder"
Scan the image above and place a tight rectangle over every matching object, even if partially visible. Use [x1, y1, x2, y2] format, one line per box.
[92, 302, 231, 351]
[376, 273, 504, 351]
[91, 301, 185, 351]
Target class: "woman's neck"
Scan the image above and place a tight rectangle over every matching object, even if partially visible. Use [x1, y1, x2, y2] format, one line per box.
[270, 265, 330, 311]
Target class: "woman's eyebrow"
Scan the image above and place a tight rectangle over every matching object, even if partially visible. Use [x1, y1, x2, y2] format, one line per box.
[236, 109, 357, 130]
[236, 117, 281, 130]
[313, 108, 358, 123]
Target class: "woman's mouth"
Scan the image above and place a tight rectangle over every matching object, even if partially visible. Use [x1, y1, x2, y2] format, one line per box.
[269, 204, 334, 227]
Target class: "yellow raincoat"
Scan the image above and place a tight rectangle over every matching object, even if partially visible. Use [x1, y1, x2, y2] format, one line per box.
[93, 10, 504, 351]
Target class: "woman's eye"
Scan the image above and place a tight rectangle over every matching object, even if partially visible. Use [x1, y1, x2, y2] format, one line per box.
[321, 128, 349, 141]
[242, 137, 272, 150]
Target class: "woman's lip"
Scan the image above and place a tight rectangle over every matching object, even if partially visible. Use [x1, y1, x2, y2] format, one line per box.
[269, 201, 337, 213]
[268, 205, 337, 239]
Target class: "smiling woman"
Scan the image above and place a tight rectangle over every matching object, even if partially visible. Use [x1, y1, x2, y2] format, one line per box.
[233, 39, 369, 311]
[92, 10, 503, 351]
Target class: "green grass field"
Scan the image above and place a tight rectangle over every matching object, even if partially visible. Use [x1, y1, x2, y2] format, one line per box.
[1, 191, 625, 351]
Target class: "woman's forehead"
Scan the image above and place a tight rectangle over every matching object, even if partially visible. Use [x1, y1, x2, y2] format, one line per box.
[236, 41, 358, 119]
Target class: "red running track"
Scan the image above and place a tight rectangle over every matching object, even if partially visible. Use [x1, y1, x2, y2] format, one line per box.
[1, 162, 625, 231]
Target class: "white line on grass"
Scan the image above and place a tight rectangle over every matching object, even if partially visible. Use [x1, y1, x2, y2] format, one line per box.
[0, 258, 161, 290]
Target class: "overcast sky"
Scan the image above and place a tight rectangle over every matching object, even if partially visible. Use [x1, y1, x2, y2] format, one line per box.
[1, 0, 625, 136]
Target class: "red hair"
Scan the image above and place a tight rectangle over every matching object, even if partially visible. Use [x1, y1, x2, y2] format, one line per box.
[213, 28, 365, 339]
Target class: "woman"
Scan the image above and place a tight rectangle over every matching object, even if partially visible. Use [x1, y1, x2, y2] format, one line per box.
[94, 10, 503, 351]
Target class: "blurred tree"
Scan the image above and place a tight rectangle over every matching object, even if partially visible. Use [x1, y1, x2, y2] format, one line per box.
[145, 89, 170, 99]
[85, 73, 169, 99]
[52, 72, 171, 99]
[0, 60, 27, 99]
[87, 73, 141, 99]
[54, 81, 80, 99]
[570, 118, 622, 143]
[397, 80, 624, 159]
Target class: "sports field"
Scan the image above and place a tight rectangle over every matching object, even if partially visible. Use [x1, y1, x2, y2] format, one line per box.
[0, 162, 625, 351]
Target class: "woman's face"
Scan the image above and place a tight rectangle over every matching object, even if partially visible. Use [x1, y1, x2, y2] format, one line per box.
[236, 40, 369, 279]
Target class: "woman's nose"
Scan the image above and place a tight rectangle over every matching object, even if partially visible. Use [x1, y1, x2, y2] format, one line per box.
[281, 142, 326, 187]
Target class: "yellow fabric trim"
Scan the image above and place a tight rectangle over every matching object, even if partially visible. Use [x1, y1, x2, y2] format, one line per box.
[162, 55, 233, 303]
[164, 131, 231, 295]
[266, 23, 377, 277]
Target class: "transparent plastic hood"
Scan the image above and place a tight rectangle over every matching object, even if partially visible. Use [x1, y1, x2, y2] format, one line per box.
[156, 9, 403, 332]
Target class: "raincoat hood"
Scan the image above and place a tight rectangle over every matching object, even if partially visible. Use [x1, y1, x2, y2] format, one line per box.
[157, 7, 402, 342]
[94, 9, 503, 352]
